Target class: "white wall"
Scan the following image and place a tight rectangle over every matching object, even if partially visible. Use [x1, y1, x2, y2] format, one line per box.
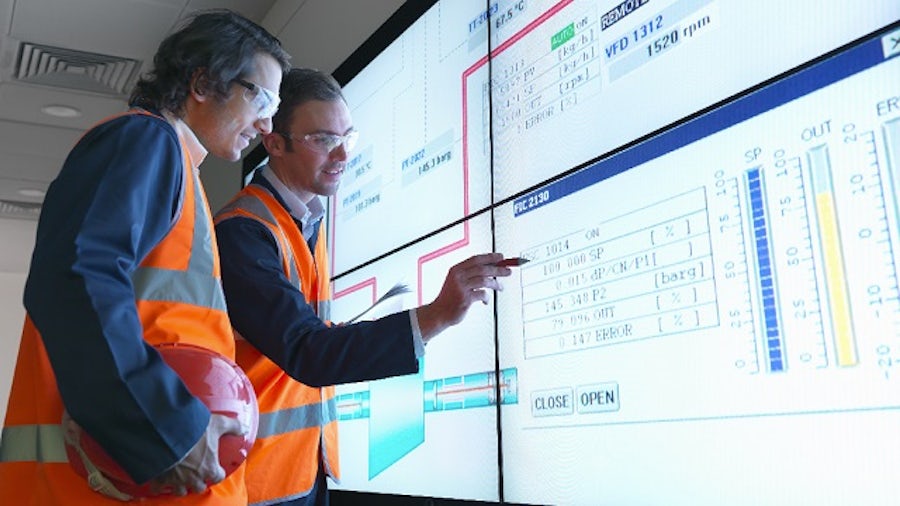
[200, 157, 244, 215]
[0, 218, 36, 431]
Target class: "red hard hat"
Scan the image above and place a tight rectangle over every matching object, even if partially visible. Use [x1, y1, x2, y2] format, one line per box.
[63, 342, 258, 499]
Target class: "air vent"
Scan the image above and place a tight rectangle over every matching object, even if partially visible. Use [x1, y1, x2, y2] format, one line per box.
[0, 199, 41, 220]
[15, 42, 141, 96]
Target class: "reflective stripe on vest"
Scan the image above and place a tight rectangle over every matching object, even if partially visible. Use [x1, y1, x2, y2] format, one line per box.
[0, 425, 66, 463]
[256, 400, 338, 439]
[132, 168, 226, 311]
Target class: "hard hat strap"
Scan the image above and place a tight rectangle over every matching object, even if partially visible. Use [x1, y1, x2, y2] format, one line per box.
[61, 412, 134, 502]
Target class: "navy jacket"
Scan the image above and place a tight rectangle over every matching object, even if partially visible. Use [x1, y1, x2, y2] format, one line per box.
[23, 112, 208, 482]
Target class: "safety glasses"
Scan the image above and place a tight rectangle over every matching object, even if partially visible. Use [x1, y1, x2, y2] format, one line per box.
[234, 78, 280, 120]
[280, 129, 360, 155]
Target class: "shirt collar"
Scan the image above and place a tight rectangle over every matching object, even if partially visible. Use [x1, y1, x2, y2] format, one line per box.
[260, 165, 325, 239]
[163, 111, 208, 172]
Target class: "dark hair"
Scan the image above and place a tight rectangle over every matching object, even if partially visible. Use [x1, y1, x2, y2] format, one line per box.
[272, 68, 346, 136]
[129, 9, 290, 114]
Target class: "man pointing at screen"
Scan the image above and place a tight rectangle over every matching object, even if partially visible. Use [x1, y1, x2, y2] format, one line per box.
[213, 67, 512, 506]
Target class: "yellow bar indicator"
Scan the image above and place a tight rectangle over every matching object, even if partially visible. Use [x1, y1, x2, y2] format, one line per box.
[807, 145, 857, 366]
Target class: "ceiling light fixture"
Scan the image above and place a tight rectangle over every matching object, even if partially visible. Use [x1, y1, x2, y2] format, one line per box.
[17, 188, 46, 198]
[41, 104, 82, 118]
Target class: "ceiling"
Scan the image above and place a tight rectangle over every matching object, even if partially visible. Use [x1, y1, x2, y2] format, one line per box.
[0, 0, 405, 219]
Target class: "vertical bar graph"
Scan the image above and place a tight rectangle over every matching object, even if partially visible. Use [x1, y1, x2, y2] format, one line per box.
[807, 145, 858, 367]
[746, 167, 784, 372]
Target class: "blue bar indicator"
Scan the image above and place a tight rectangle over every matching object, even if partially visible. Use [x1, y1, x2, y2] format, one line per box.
[746, 167, 784, 373]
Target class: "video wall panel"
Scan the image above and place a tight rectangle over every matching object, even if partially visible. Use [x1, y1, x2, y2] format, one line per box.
[495, 34, 900, 504]
[320, 1, 900, 504]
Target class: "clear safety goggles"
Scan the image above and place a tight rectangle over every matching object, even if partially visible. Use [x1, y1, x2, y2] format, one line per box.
[234, 78, 280, 119]
[281, 129, 360, 155]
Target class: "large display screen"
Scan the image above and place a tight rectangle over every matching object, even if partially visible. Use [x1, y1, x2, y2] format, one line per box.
[317, 0, 900, 504]
[496, 26, 900, 505]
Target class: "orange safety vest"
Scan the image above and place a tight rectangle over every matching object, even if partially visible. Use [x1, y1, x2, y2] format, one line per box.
[215, 183, 339, 505]
[0, 111, 244, 505]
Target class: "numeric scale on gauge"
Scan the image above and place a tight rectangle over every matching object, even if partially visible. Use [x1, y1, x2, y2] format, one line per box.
[744, 149, 827, 374]
[710, 171, 759, 374]
[750, 117, 900, 379]
[715, 93, 900, 380]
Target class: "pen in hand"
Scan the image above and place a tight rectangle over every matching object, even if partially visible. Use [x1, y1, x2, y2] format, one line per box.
[495, 257, 530, 267]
